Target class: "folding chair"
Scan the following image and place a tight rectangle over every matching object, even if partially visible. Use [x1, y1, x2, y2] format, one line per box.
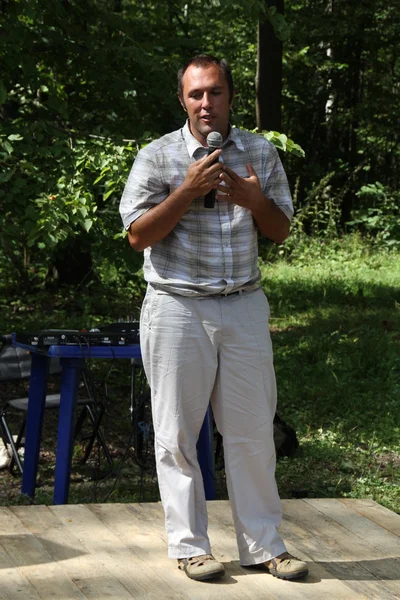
[0, 334, 113, 475]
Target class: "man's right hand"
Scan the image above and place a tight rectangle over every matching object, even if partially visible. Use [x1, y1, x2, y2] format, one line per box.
[182, 149, 223, 197]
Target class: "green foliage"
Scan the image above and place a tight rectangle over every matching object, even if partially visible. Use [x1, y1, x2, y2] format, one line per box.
[0, 126, 142, 290]
[265, 4, 291, 42]
[1, 0, 399, 291]
[259, 129, 305, 157]
[283, 0, 400, 230]
[239, 126, 305, 157]
[293, 171, 342, 236]
[347, 182, 400, 248]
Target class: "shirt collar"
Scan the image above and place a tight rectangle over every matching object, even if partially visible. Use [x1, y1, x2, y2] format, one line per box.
[182, 121, 203, 158]
[182, 120, 245, 158]
[226, 126, 245, 152]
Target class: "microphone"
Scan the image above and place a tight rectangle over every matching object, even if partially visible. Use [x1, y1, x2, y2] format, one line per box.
[204, 131, 223, 208]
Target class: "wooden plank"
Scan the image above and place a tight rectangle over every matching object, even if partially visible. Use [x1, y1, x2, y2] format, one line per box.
[0, 540, 42, 600]
[136, 500, 362, 600]
[137, 500, 289, 599]
[304, 498, 400, 595]
[11, 505, 135, 600]
[340, 498, 400, 537]
[304, 498, 400, 556]
[91, 501, 262, 600]
[281, 499, 400, 600]
[2, 499, 399, 600]
[51, 503, 185, 600]
[207, 500, 362, 600]
[0, 506, 87, 600]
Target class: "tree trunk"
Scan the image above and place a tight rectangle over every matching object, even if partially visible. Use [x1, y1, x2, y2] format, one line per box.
[256, 0, 284, 132]
[52, 236, 93, 286]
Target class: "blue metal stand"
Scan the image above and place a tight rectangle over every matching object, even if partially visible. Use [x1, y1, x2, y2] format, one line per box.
[21, 352, 49, 497]
[13, 337, 216, 504]
[197, 405, 216, 500]
[53, 357, 84, 504]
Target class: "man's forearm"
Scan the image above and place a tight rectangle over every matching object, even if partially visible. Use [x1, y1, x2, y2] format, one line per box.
[127, 185, 196, 252]
[250, 194, 291, 244]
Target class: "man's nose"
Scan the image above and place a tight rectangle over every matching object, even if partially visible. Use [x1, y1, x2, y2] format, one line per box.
[201, 93, 212, 109]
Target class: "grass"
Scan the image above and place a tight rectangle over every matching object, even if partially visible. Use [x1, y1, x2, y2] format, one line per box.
[261, 235, 400, 513]
[0, 234, 399, 513]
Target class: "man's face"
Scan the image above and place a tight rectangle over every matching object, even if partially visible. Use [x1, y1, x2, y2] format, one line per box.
[180, 63, 234, 146]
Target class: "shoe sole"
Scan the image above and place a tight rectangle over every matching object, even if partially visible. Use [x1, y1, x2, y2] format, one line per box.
[241, 564, 308, 581]
[270, 568, 309, 580]
[185, 568, 225, 581]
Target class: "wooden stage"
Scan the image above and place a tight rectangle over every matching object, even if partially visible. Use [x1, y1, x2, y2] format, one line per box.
[0, 498, 399, 599]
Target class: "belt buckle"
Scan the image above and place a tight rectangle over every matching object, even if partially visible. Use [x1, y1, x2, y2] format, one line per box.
[221, 289, 242, 297]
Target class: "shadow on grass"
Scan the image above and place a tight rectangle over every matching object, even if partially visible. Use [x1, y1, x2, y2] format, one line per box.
[262, 274, 400, 445]
[258, 274, 400, 510]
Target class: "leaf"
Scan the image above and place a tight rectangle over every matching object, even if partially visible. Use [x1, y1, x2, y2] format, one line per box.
[3, 141, 13, 154]
[104, 189, 114, 200]
[94, 171, 109, 184]
[286, 140, 306, 158]
[272, 137, 286, 150]
[0, 169, 15, 183]
[82, 219, 93, 232]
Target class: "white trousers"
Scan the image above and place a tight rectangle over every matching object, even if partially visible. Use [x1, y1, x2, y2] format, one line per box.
[140, 285, 287, 565]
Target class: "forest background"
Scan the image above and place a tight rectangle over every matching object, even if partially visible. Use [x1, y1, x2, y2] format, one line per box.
[0, 0, 399, 512]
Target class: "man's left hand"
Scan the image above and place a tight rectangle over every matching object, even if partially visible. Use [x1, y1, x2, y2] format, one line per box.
[216, 163, 264, 210]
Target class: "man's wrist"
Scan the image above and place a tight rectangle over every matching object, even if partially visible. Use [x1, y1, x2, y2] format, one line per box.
[179, 180, 201, 202]
[249, 190, 269, 215]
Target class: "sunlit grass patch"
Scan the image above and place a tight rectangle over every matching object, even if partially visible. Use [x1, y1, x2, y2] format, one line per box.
[260, 237, 400, 513]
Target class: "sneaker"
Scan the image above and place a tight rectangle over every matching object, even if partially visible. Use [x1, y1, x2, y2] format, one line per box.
[263, 552, 308, 580]
[177, 554, 225, 581]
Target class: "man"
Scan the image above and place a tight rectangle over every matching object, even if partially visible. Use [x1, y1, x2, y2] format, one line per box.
[119, 54, 308, 583]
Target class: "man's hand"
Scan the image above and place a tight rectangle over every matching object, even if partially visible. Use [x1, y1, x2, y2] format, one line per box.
[216, 163, 264, 210]
[182, 149, 224, 197]
[216, 162, 290, 244]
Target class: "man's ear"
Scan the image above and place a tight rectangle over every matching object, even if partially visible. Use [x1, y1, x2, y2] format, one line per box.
[230, 89, 236, 109]
[178, 94, 187, 112]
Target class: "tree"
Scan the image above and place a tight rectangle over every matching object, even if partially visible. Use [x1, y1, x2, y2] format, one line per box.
[1, 0, 398, 297]
[256, 0, 284, 132]
[283, 0, 400, 231]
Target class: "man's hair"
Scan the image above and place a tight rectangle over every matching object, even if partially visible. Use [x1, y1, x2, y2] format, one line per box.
[177, 54, 235, 104]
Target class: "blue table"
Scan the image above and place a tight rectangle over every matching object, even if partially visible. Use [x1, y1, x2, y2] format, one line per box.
[12, 336, 215, 504]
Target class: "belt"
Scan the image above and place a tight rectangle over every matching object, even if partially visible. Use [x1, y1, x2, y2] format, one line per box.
[220, 289, 243, 297]
[149, 284, 256, 298]
[207, 289, 245, 298]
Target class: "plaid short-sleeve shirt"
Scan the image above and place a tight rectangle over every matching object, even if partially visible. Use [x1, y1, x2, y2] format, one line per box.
[119, 122, 293, 297]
